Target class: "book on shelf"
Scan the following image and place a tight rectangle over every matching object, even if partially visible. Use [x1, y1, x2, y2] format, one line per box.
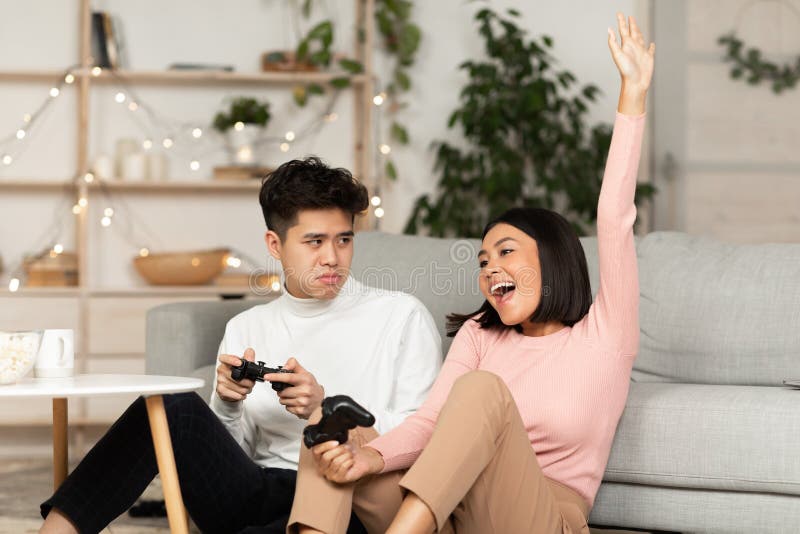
[91, 11, 120, 69]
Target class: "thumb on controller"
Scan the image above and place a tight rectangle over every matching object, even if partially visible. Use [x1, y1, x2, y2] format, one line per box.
[243, 347, 256, 362]
[283, 357, 305, 373]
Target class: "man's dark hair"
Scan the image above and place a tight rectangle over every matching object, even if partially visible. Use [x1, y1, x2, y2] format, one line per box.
[447, 207, 593, 337]
[259, 157, 369, 240]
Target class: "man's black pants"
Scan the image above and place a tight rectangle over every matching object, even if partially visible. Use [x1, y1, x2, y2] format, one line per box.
[40, 392, 364, 534]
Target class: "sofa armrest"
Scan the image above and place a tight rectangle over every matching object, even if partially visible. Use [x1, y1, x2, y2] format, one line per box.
[145, 300, 259, 378]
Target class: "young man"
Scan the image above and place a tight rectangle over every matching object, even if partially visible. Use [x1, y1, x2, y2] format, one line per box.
[39, 157, 442, 534]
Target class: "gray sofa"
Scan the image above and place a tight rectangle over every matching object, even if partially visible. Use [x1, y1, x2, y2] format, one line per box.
[146, 231, 800, 534]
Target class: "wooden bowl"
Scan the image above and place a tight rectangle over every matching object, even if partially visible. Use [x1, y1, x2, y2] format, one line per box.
[24, 251, 79, 287]
[133, 248, 230, 286]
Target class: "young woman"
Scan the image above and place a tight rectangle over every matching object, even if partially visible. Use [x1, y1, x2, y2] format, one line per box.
[288, 12, 655, 534]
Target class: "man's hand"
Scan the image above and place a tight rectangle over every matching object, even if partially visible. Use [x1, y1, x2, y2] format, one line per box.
[268, 357, 324, 419]
[311, 442, 385, 484]
[216, 347, 256, 403]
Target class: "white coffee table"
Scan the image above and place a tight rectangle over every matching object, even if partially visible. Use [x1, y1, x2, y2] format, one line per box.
[0, 374, 204, 534]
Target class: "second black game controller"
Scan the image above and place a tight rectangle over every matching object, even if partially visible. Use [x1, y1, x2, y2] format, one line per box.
[303, 395, 376, 448]
[230, 359, 292, 392]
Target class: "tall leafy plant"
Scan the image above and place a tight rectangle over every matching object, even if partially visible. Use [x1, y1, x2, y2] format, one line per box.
[405, 7, 655, 237]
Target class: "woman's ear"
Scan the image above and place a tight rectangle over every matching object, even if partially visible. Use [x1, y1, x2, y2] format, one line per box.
[265, 231, 282, 261]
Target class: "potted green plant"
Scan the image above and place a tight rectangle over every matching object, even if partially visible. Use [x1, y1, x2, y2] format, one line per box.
[405, 7, 655, 237]
[213, 97, 271, 165]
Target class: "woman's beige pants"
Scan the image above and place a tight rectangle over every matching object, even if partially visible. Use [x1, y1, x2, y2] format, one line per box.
[288, 371, 591, 534]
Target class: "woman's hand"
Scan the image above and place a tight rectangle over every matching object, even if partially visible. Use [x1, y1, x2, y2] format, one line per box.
[310, 441, 385, 484]
[607, 12, 655, 115]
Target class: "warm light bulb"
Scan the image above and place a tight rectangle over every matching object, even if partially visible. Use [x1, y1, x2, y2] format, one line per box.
[280, 142, 290, 153]
[2, 155, 12, 165]
[371, 195, 381, 207]
[114, 92, 126, 103]
[139, 248, 150, 257]
[78, 197, 88, 208]
[84, 172, 95, 183]
[190, 160, 200, 171]
[192, 128, 203, 138]
[23, 114, 31, 123]
[65, 73, 75, 84]
[374, 207, 385, 218]
[226, 256, 242, 268]
[101, 216, 112, 227]
[128, 101, 139, 111]
[373, 94, 384, 106]
[162, 138, 173, 149]
[234, 121, 245, 131]
[8, 278, 20, 292]
[53, 243, 64, 254]
[16, 129, 26, 140]
[379, 144, 391, 155]
[285, 131, 296, 142]
[72, 204, 81, 215]
[104, 207, 114, 217]
[91, 66, 102, 76]
[50, 87, 60, 98]
[271, 281, 281, 292]
[142, 139, 153, 150]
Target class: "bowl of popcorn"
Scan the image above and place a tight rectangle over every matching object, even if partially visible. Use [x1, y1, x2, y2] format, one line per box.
[0, 331, 43, 385]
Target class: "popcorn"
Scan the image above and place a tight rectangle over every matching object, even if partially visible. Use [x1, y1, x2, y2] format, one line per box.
[0, 332, 40, 385]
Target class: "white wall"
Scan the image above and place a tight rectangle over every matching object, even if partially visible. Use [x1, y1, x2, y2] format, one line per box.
[1, 0, 640, 287]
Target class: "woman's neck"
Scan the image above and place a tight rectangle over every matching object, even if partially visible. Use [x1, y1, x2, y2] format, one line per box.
[520, 320, 566, 337]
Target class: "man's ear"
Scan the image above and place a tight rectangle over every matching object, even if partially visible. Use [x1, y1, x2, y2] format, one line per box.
[265, 231, 282, 261]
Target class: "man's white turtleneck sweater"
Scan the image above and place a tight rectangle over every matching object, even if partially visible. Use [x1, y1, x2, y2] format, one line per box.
[210, 277, 442, 471]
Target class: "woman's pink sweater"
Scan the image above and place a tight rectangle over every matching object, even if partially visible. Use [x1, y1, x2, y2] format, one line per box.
[368, 112, 645, 508]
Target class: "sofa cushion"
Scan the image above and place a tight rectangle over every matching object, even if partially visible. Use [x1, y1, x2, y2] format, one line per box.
[352, 232, 484, 353]
[604, 382, 800, 496]
[634, 232, 800, 386]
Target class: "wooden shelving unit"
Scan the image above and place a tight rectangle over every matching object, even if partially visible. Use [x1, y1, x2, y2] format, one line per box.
[0, 69, 368, 86]
[0, 179, 264, 192]
[0, 0, 375, 436]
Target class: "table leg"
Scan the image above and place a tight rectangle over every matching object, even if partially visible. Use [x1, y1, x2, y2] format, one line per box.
[145, 394, 189, 534]
[53, 397, 68, 490]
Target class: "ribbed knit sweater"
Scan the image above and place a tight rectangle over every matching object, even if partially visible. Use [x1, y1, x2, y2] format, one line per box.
[368, 112, 645, 508]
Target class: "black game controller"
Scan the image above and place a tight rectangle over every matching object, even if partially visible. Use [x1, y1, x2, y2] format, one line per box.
[230, 359, 292, 392]
[303, 395, 376, 448]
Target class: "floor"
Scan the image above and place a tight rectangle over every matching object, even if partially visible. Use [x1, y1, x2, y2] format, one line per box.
[0, 459, 649, 534]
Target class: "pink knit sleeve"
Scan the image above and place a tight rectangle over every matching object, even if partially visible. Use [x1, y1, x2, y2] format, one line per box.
[367, 319, 481, 472]
[583, 112, 645, 357]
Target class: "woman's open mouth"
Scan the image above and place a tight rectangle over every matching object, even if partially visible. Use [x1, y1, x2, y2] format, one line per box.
[490, 281, 516, 305]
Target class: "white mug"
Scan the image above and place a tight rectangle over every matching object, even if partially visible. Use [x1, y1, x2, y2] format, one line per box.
[34, 329, 74, 378]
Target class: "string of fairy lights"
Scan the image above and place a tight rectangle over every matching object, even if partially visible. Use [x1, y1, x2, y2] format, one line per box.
[2, 66, 395, 292]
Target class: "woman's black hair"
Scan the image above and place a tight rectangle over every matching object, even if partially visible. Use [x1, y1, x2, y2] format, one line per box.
[259, 156, 369, 239]
[446, 207, 592, 337]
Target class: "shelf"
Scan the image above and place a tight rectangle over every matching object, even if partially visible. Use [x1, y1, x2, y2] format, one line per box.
[0, 179, 74, 191]
[89, 286, 280, 297]
[0, 70, 66, 83]
[1, 287, 279, 298]
[91, 68, 367, 86]
[0, 287, 81, 297]
[0, 179, 262, 193]
[90, 180, 262, 193]
[0, 68, 367, 86]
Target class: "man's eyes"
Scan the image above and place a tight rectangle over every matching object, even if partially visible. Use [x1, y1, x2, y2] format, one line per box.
[306, 237, 351, 246]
